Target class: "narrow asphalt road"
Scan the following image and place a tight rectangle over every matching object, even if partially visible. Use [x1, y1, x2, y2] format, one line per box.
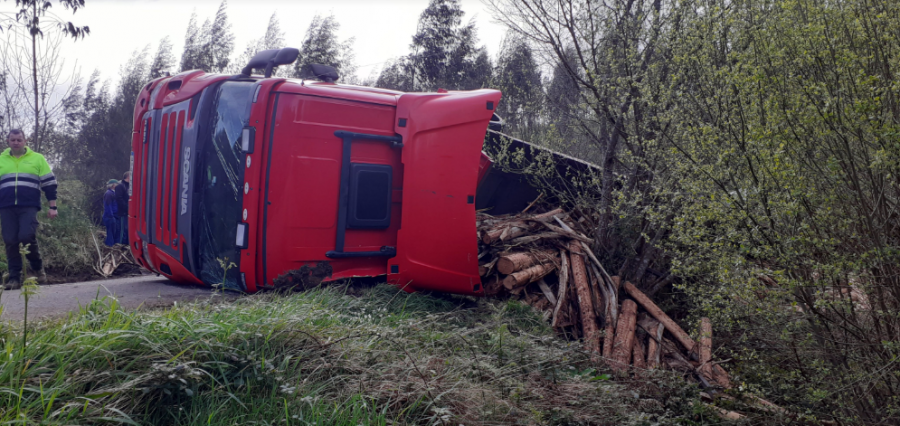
[0, 275, 222, 321]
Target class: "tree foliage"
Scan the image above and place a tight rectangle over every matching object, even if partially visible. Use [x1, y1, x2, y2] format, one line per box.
[148, 37, 176, 80]
[230, 12, 285, 75]
[487, 0, 900, 423]
[292, 14, 356, 82]
[374, 57, 414, 92]
[179, 1, 234, 73]
[378, 0, 491, 91]
[492, 33, 542, 139]
[63, 50, 147, 194]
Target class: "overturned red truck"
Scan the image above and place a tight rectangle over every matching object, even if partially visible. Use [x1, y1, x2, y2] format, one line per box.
[128, 48, 577, 294]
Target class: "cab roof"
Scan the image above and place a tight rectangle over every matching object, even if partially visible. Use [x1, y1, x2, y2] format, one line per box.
[148, 70, 406, 109]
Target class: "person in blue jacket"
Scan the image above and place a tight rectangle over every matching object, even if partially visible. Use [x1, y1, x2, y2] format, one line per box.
[102, 179, 119, 247]
[1, 129, 58, 290]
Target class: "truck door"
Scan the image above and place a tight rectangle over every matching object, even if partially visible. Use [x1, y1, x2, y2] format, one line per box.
[259, 93, 401, 286]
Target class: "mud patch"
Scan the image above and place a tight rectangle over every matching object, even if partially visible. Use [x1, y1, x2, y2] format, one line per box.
[272, 261, 334, 291]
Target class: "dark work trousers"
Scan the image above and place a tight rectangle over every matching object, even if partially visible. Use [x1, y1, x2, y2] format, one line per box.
[117, 216, 128, 245]
[0, 207, 42, 281]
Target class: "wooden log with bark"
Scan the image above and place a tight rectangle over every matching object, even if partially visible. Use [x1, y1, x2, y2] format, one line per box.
[662, 338, 695, 373]
[698, 317, 714, 383]
[551, 249, 570, 328]
[569, 241, 600, 357]
[623, 280, 696, 353]
[632, 333, 647, 372]
[478, 258, 497, 277]
[502, 262, 556, 290]
[643, 319, 664, 369]
[602, 276, 621, 359]
[482, 220, 529, 244]
[539, 221, 594, 244]
[476, 208, 741, 392]
[537, 278, 557, 305]
[532, 208, 565, 221]
[497, 250, 555, 274]
[610, 299, 637, 372]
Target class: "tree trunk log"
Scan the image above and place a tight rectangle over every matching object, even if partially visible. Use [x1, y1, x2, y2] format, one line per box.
[533, 208, 564, 221]
[540, 222, 594, 243]
[602, 276, 622, 359]
[646, 321, 664, 369]
[509, 232, 563, 245]
[662, 338, 694, 372]
[502, 262, 556, 290]
[623, 281, 696, 353]
[569, 242, 600, 358]
[551, 249, 570, 328]
[482, 220, 528, 244]
[497, 250, 554, 275]
[610, 299, 637, 372]
[588, 266, 606, 322]
[478, 258, 497, 277]
[632, 334, 647, 372]
[698, 317, 714, 383]
[537, 278, 557, 305]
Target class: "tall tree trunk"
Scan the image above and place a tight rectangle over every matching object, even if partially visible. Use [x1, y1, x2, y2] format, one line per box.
[596, 128, 621, 249]
[31, 1, 40, 152]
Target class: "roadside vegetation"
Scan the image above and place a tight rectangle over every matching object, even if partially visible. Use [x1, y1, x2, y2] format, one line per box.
[0, 283, 746, 426]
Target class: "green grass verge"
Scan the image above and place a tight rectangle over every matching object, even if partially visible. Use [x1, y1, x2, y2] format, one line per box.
[0, 283, 721, 425]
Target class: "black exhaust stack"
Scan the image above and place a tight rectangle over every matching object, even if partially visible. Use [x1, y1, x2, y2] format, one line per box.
[297, 64, 340, 83]
[240, 47, 300, 78]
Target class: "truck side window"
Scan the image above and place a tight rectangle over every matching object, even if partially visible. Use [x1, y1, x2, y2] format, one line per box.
[347, 163, 392, 229]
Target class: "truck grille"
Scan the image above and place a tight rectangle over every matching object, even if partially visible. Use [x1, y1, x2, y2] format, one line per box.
[155, 110, 186, 248]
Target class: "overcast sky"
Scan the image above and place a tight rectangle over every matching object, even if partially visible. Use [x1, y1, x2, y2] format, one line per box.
[1, 0, 508, 87]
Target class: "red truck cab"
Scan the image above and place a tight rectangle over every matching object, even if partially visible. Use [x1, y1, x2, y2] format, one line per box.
[129, 52, 501, 295]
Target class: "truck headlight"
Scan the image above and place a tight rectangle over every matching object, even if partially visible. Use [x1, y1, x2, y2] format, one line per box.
[235, 222, 249, 249]
[241, 126, 255, 153]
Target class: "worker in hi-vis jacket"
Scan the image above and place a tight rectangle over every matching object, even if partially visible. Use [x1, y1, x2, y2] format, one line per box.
[0, 129, 57, 289]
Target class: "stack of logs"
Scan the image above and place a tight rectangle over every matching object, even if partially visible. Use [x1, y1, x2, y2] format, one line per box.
[477, 207, 826, 422]
[477, 208, 731, 387]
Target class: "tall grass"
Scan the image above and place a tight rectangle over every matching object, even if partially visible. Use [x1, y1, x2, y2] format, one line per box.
[0, 283, 719, 425]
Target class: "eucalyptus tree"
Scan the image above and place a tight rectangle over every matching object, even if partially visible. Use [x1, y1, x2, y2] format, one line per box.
[292, 14, 356, 81]
[180, 1, 234, 73]
[374, 58, 414, 91]
[492, 33, 543, 139]
[180, 11, 200, 71]
[149, 37, 176, 79]
[69, 49, 147, 189]
[230, 13, 285, 75]
[407, 0, 490, 91]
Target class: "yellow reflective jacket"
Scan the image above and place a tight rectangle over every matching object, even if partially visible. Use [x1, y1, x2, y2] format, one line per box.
[0, 147, 57, 210]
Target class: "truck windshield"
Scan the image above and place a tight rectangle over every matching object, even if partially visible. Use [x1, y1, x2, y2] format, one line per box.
[194, 81, 254, 289]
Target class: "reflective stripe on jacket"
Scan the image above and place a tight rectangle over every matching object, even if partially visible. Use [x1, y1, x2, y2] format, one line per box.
[0, 147, 57, 210]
